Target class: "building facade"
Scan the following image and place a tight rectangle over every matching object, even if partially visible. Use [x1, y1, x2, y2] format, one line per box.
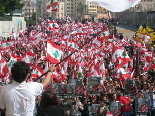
[49, 0, 99, 19]
[21, 0, 155, 21]
[48, 2, 65, 19]
[22, 0, 49, 20]
[133, 0, 154, 12]
[22, 0, 36, 19]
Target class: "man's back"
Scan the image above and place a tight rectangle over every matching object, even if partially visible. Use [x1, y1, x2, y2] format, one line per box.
[0, 81, 43, 116]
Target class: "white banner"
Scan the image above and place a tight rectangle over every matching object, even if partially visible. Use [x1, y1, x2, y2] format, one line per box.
[88, 0, 141, 12]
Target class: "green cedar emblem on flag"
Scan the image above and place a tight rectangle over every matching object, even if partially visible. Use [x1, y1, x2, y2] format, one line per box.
[8, 60, 16, 68]
[36, 70, 39, 75]
[122, 52, 127, 57]
[115, 54, 118, 58]
[6, 43, 9, 47]
[53, 50, 59, 58]
[52, 23, 55, 28]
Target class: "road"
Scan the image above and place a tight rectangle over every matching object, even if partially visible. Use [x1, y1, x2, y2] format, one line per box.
[116, 24, 138, 40]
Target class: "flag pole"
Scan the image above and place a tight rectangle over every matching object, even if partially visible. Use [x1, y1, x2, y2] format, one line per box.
[33, 36, 93, 82]
[34, 14, 122, 82]
[111, 9, 131, 36]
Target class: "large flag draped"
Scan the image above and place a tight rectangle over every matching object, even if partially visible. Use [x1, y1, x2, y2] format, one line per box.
[88, 0, 141, 12]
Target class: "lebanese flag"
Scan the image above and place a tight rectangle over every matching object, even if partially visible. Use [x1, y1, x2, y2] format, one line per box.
[1, 40, 14, 49]
[111, 47, 124, 62]
[31, 65, 44, 80]
[144, 51, 153, 63]
[66, 41, 79, 51]
[133, 41, 142, 47]
[22, 51, 35, 65]
[116, 51, 130, 69]
[140, 33, 151, 42]
[88, 0, 141, 12]
[47, 2, 58, 9]
[60, 68, 66, 82]
[92, 38, 102, 47]
[0, 59, 9, 78]
[48, 21, 59, 30]
[106, 111, 113, 116]
[46, 40, 63, 64]
[51, 6, 58, 12]
[101, 29, 110, 39]
[7, 53, 18, 70]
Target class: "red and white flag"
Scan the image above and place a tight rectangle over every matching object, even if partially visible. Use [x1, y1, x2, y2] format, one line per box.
[46, 40, 63, 64]
[48, 21, 59, 30]
[47, 2, 58, 9]
[51, 6, 58, 12]
[31, 65, 44, 80]
[0, 59, 9, 78]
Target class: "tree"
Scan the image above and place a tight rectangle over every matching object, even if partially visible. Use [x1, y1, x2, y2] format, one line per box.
[0, 0, 24, 16]
[76, 2, 88, 17]
[50, 0, 54, 4]
[26, 12, 36, 26]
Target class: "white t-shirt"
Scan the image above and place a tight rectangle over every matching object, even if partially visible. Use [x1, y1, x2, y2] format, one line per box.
[100, 106, 105, 113]
[0, 81, 43, 116]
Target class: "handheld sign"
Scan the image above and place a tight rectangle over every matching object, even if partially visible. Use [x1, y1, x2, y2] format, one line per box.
[135, 98, 148, 113]
[110, 101, 121, 115]
[88, 77, 100, 94]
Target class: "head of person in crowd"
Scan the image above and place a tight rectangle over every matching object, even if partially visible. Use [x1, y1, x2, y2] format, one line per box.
[148, 87, 153, 94]
[99, 99, 107, 107]
[116, 92, 122, 99]
[112, 93, 118, 101]
[11, 61, 30, 83]
[116, 88, 123, 95]
[82, 98, 88, 105]
[40, 90, 60, 110]
[102, 95, 108, 101]
[143, 84, 148, 90]
[136, 91, 144, 98]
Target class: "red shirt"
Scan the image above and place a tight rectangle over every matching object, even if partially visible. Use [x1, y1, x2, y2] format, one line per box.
[119, 96, 131, 112]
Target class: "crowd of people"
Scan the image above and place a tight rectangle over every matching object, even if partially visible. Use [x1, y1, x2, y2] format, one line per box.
[0, 17, 155, 116]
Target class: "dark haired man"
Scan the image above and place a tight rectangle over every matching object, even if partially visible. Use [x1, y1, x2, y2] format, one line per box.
[0, 61, 56, 116]
[97, 99, 109, 116]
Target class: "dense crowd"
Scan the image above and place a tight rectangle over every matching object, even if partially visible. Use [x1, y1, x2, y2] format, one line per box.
[0, 17, 155, 116]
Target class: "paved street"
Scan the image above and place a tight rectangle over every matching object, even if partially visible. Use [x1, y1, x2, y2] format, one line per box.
[116, 24, 138, 40]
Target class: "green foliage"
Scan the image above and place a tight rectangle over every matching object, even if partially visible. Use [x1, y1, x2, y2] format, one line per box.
[50, 0, 54, 4]
[0, 0, 24, 16]
[26, 13, 36, 26]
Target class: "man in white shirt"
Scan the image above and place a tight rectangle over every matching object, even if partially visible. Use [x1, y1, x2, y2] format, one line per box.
[0, 61, 56, 116]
